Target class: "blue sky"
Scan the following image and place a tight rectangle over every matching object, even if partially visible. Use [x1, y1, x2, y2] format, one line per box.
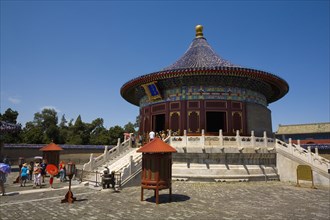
[1, 0, 329, 132]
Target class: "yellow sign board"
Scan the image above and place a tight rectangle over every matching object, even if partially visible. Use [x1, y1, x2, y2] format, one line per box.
[296, 165, 316, 189]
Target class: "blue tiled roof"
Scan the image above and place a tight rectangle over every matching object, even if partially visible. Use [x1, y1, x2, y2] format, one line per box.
[163, 37, 238, 70]
[301, 144, 330, 150]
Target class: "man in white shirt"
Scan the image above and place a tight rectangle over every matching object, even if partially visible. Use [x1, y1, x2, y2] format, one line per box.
[149, 131, 155, 141]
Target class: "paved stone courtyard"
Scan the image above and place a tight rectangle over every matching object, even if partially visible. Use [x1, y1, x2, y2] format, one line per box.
[1, 176, 329, 220]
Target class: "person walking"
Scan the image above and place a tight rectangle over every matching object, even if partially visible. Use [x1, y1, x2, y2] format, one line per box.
[59, 161, 66, 182]
[149, 130, 155, 142]
[28, 161, 34, 180]
[40, 159, 47, 183]
[33, 163, 42, 188]
[131, 134, 136, 147]
[0, 170, 7, 196]
[20, 163, 29, 187]
[49, 175, 54, 188]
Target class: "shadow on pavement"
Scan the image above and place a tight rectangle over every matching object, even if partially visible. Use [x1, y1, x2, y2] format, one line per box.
[2, 192, 19, 196]
[145, 194, 190, 204]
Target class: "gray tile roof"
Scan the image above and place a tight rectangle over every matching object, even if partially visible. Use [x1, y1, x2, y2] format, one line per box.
[0, 121, 21, 132]
[276, 123, 330, 134]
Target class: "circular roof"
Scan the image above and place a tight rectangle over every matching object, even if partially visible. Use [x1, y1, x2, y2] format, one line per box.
[121, 25, 289, 106]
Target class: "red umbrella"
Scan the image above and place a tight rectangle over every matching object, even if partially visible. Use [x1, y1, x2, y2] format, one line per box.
[46, 164, 59, 176]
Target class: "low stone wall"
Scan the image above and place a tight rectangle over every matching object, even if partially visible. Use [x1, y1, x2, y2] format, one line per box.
[1, 144, 108, 165]
[173, 153, 276, 165]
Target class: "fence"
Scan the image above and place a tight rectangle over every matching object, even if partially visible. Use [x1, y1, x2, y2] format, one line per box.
[75, 168, 121, 189]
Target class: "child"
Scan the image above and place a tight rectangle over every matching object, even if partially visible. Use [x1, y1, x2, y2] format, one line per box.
[49, 175, 54, 188]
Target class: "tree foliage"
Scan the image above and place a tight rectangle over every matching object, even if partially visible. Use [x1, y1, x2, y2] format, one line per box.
[0, 108, 22, 143]
[1, 108, 136, 145]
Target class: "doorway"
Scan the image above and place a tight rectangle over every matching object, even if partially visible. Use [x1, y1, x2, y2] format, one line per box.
[153, 114, 165, 132]
[206, 112, 226, 133]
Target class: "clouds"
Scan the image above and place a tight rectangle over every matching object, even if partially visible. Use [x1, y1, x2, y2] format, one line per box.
[8, 97, 21, 104]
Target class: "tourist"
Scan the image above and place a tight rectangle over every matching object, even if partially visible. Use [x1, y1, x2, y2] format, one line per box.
[149, 130, 155, 141]
[49, 174, 54, 189]
[20, 163, 29, 187]
[131, 133, 136, 147]
[40, 159, 47, 183]
[138, 134, 143, 146]
[28, 161, 34, 180]
[59, 161, 66, 182]
[0, 170, 6, 196]
[2, 156, 9, 165]
[33, 163, 42, 188]
[161, 131, 166, 140]
[13, 161, 23, 184]
[124, 132, 130, 141]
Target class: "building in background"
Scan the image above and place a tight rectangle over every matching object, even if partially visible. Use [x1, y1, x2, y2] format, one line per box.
[275, 122, 330, 152]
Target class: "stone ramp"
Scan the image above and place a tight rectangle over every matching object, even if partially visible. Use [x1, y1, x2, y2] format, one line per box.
[83, 147, 141, 186]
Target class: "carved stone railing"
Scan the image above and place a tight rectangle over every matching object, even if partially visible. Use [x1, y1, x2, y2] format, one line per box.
[83, 137, 131, 171]
[118, 153, 142, 186]
[275, 138, 329, 174]
[169, 129, 275, 151]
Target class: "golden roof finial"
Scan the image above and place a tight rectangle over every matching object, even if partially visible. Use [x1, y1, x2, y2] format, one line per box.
[195, 25, 204, 38]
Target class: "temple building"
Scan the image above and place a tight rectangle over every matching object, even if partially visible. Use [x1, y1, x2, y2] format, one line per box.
[121, 25, 289, 137]
[275, 122, 330, 152]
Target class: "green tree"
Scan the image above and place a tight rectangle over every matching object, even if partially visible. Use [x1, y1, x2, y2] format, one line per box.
[66, 115, 89, 144]
[0, 108, 22, 143]
[89, 118, 109, 145]
[134, 115, 140, 130]
[37, 109, 59, 143]
[58, 114, 69, 144]
[20, 108, 60, 144]
[124, 122, 135, 134]
[21, 122, 44, 144]
[0, 108, 19, 124]
[108, 125, 124, 145]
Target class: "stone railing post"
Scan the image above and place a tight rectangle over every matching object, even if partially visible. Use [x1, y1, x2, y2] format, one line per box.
[297, 139, 301, 148]
[168, 129, 172, 137]
[315, 147, 319, 159]
[90, 153, 94, 170]
[129, 133, 132, 147]
[103, 145, 108, 162]
[130, 155, 133, 175]
[236, 130, 241, 146]
[263, 131, 268, 147]
[117, 138, 121, 154]
[289, 138, 293, 154]
[219, 129, 223, 146]
[201, 129, 205, 147]
[251, 131, 256, 147]
[307, 146, 312, 163]
[184, 129, 187, 147]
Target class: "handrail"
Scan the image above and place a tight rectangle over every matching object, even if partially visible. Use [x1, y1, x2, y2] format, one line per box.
[83, 137, 131, 171]
[275, 138, 329, 176]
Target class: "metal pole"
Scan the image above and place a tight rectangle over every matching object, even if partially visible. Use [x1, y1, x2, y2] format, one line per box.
[94, 171, 99, 187]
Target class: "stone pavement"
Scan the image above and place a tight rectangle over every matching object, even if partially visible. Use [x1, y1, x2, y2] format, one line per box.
[0, 171, 329, 220]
